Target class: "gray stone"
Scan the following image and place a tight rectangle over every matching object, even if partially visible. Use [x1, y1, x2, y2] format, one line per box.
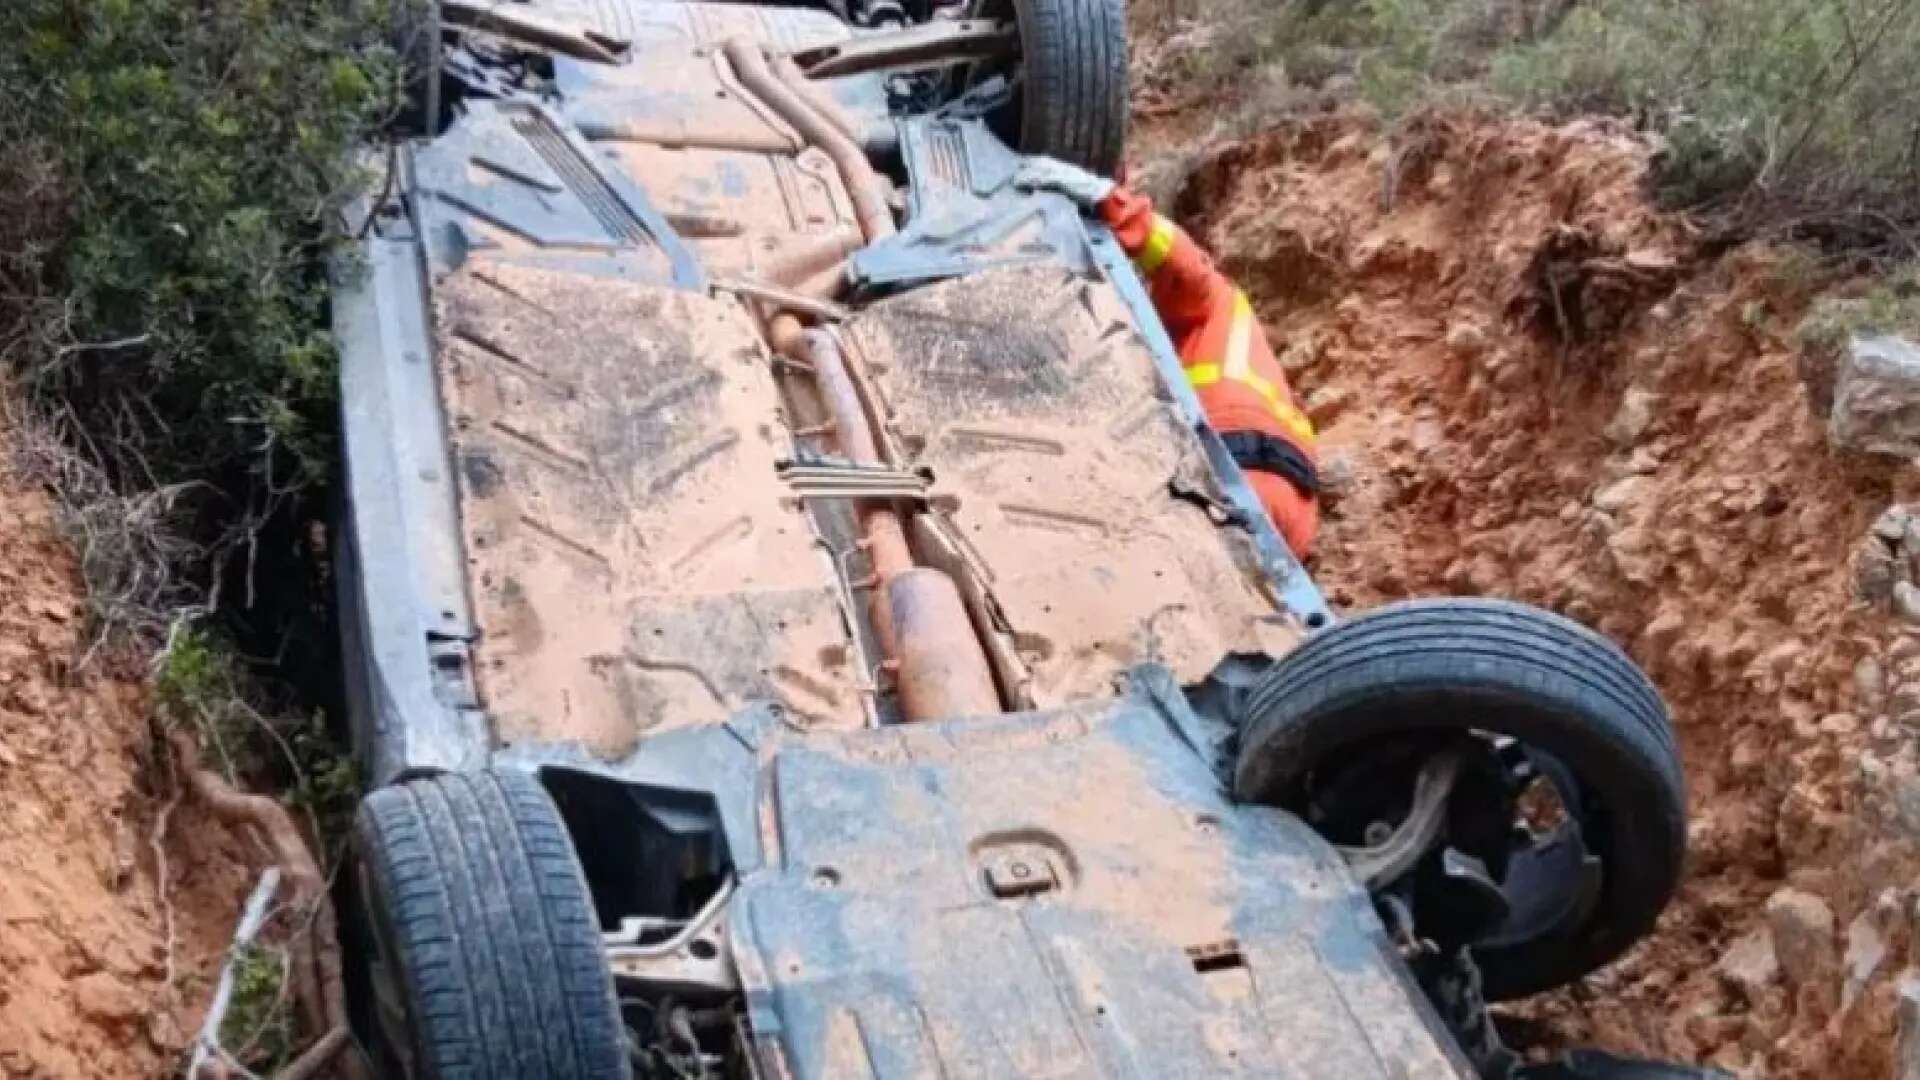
[1877, 504, 1916, 542]
[1606, 388, 1657, 446]
[1444, 320, 1490, 360]
[1765, 887, 1837, 988]
[1317, 451, 1359, 496]
[1306, 386, 1354, 424]
[1857, 655, 1888, 708]
[1894, 776, 1920, 836]
[1831, 335, 1920, 456]
[1593, 475, 1651, 514]
[1857, 541, 1901, 604]
[1896, 581, 1920, 624]
[1844, 907, 1891, 1009]
[1489, 355, 1529, 390]
[1897, 972, 1920, 1079]
[1716, 928, 1779, 1000]
[1891, 676, 1920, 716]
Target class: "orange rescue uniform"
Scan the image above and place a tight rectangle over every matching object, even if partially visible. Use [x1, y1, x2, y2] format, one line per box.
[1098, 187, 1321, 558]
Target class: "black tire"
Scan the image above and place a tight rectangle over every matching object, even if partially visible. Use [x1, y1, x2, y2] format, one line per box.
[1232, 598, 1686, 1001]
[981, 0, 1128, 174]
[354, 770, 631, 1079]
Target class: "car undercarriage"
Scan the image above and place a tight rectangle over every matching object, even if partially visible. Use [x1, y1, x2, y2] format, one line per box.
[331, 3, 1701, 1077]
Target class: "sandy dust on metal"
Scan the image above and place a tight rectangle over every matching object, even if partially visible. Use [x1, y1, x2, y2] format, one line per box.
[436, 263, 860, 758]
[847, 264, 1301, 705]
[428, 6, 1297, 753]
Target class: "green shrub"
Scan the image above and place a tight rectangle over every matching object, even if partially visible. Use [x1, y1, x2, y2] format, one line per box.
[156, 622, 359, 832]
[1489, 0, 1920, 249]
[220, 944, 293, 1073]
[1131, 0, 1386, 108]
[1798, 262, 1920, 353]
[1144, 0, 1920, 254]
[0, 0, 392, 523]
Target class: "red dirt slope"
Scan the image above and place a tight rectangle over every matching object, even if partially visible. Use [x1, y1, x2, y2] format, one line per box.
[0, 449, 251, 1078]
[1156, 109, 1920, 1076]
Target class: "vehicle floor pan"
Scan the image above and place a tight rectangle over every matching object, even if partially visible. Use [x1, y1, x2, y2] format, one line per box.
[435, 262, 861, 758]
[844, 264, 1301, 706]
[734, 687, 1469, 1078]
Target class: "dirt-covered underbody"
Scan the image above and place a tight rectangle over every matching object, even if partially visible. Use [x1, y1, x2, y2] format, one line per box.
[330, 4, 1690, 1077]
[427, 49, 1311, 759]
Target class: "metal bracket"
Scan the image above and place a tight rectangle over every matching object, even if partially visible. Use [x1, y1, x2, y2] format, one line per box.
[931, 72, 1017, 122]
[1337, 750, 1465, 889]
[606, 878, 741, 995]
[777, 459, 950, 506]
[442, 0, 630, 63]
[791, 19, 1016, 79]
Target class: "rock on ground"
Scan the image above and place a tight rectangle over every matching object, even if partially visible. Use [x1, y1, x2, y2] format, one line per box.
[1767, 887, 1838, 990]
[1717, 927, 1780, 1001]
[1831, 336, 1920, 457]
[1899, 974, 1920, 1079]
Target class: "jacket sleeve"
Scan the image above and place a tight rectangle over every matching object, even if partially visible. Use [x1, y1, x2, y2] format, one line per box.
[1097, 186, 1240, 346]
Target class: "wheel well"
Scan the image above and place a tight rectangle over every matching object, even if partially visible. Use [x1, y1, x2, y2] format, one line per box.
[538, 767, 733, 929]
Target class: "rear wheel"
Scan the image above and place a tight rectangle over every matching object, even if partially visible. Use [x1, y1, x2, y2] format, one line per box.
[965, 0, 1128, 174]
[1233, 598, 1686, 1001]
[354, 770, 631, 1078]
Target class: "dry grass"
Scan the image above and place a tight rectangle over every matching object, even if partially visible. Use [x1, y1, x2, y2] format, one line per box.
[1131, 0, 1920, 258]
[6, 398, 209, 665]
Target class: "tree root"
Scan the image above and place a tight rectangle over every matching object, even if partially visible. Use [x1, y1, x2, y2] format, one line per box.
[169, 731, 367, 1080]
[276, 1025, 351, 1080]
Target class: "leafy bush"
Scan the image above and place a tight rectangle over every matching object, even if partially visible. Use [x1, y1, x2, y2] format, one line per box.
[0, 0, 387, 817]
[0, 0, 392, 568]
[1798, 262, 1920, 352]
[1491, 0, 1920, 251]
[1139, 0, 1920, 255]
[219, 944, 294, 1073]
[157, 622, 360, 841]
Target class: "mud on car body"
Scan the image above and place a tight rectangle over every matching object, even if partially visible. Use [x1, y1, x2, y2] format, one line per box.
[331, 2, 1703, 1076]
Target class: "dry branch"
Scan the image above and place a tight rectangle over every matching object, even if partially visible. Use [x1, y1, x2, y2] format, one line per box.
[169, 731, 367, 1080]
[188, 867, 281, 1079]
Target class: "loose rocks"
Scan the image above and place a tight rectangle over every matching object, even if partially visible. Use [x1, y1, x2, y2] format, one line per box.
[1831, 336, 1920, 457]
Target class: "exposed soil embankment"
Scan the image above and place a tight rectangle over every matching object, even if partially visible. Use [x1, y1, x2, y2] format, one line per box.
[1148, 109, 1920, 1075]
[0, 445, 251, 1078]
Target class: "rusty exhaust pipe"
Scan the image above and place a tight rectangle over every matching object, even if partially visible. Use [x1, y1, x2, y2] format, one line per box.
[770, 54, 859, 144]
[729, 37, 998, 720]
[887, 569, 1001, 720]
[789, 330, 1000, 721]
[722, 38, 896, 243]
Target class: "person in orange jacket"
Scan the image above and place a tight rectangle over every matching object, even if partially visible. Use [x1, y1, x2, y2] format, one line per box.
[1015, 157, 1321, 558]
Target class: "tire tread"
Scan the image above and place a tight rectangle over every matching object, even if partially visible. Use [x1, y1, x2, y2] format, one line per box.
[355, 771, 629, 1078]
[1012, 0, 1127, 173]
[1233, 598, 1686, 1000]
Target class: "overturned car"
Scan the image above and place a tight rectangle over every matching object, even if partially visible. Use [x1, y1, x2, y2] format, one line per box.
[331, 2, 1692, 1076]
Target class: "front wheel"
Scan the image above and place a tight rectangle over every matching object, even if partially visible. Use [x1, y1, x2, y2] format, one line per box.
[1233, 598, 1687, 1001]
[354, 769, 631, 1078]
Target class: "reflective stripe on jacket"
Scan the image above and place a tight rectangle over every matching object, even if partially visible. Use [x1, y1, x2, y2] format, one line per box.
[1099, 186, 1320, 558]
